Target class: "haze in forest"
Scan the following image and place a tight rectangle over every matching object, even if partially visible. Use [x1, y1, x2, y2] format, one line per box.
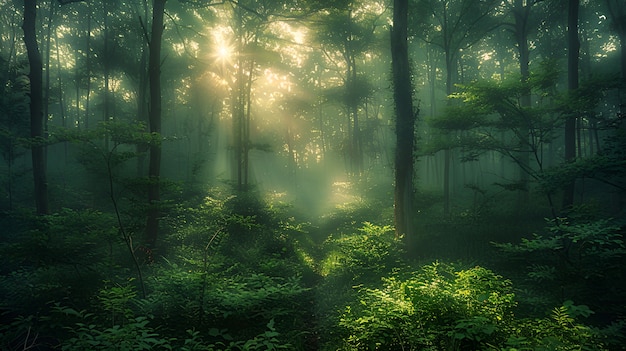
[1, 0, 626, 350]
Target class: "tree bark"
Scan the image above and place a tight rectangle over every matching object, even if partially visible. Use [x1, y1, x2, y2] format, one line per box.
[391, 0, 416, 243]
[137, 0, 150, 176]
[23, 0, 49, 215]
[146, 0, 166, 248]
[102, 0, 111, 149]
[443, 52, 455, 217]
[562, 0, 579, 209]
[606, 0, 626, 123]
[514, 0, 531, 205]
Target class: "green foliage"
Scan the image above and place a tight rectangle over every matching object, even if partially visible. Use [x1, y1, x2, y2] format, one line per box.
[205, 274, 309, 320]
[47, 290, 293, 351]
[539, 148, 626, 196]
[339, 262, 516, 350]
[499, 301, 607, 351]
[98, 282, 138, 325]
[0, 61, 30, 210]
[338, 262, 609, 350]
[493, 217, 625, 314]
[427, 64, 562, 157]
[225, 319, 291, 351]
[0, 209, 120, 315]
[321, 222, 403, 280]
[146, 257, 310, 338]
[61, 316, 171, 351]
[51, 120, 158, 150]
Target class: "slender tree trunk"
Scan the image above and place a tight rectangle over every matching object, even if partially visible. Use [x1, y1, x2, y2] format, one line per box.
[243, 55, 255, 190]
[137, 0, 150, 176]
[103, 0, 111, 148]
[391, 0, 416, 243]
[563, 0, 579, 209]
[621, 33, 626, 89]
[317, 68, 327, 160]
[146, 0, 166, 248]
[427, 47, 437, 118]
[232, 9, 244, 191]
[443, 52, 455, 217]
[74, 45, 80, 129]
[606, 1, 626, 100]
[514, 0, 531, 205]
[4, 12, 18, 210]
[84, 2, 91, 130]
[23, 0, 49, 215]
[43, 0, 53, 132]
[349, 57, 362, 175]
[55, 22, 66, 143]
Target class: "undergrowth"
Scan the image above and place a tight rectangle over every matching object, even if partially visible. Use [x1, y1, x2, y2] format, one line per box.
[1, 188, 624, 350]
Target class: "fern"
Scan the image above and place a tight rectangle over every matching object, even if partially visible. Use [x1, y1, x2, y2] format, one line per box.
[527, 264, 556, 281]
[551, 304, 575, 328]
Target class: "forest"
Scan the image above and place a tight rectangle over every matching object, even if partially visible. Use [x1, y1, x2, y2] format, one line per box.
[1, 0, 625, 349]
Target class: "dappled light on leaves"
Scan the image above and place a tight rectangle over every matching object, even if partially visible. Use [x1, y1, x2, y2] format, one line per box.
[1, 0, 625, 349]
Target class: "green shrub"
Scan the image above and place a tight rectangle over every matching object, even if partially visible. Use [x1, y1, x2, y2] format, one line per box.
[500, 301, 609, 351]
[493, 217, 626, 315]
[339, 262, 515, 350]
[321, 222, 403, 281]
[338, 262, 610, 350]
[0, 209, 119, 316]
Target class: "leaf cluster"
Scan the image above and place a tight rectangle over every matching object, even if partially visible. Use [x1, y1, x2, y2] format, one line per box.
[339, 261, 610, 350]
[320, 222, 403, 281]
[339, 262, 515, 350]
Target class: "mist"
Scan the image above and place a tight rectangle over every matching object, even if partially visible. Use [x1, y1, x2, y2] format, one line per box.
[1, 0, 625, 349]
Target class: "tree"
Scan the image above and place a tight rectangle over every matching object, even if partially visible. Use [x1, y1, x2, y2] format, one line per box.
[221, 0, 288, 192]
[605, 0, 626, 120]
[0, 9, 29, 210]
[412, 0, 499, 216]
[391, 0, 416, 243]
[313, 0, 383, 176]
[430, 66, 563, 215]
[23, 0, 48, 215]
[502, 0, 546, 204]
[562, 0, 579, 209]
[146, 0, 166, 248]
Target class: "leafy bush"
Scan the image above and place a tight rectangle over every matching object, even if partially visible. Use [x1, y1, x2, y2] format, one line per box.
[338, 262, 612, 350]
[0, 209, 120, 316]
[501, 301, 610, 351]
[47, 285, 293, 351]
[61, 315, 171, 351]
[339, 262, 515, 350]
[321, 222, 403, 281]
[493, 217, 626, 315]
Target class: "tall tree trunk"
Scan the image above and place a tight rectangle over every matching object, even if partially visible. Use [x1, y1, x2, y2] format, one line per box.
[84, 2, 91, 130]
[443, 51, 455, 217]
[243, 55, 255, 190]
[23, 0, 49, 215]
[391, 0, 416, 243]
[55, 21, 67, 149]
[317, 67, 327, 160]
[514, 0, 531, 205]
[605, 1, 626, 92]
[43, 0, 53, 133]
[232, 8, 244, 191]
[605, 0, 626, 123]
[146, 0, 166, 248]
[103, 0, 110, 149]
[563, 0, 579, 209]
[621, 32, 626, 92]
[137, 0, 150, 176]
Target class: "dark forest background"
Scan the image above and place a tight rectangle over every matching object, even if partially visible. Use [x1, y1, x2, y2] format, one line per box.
[1, 0, 625, 350]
